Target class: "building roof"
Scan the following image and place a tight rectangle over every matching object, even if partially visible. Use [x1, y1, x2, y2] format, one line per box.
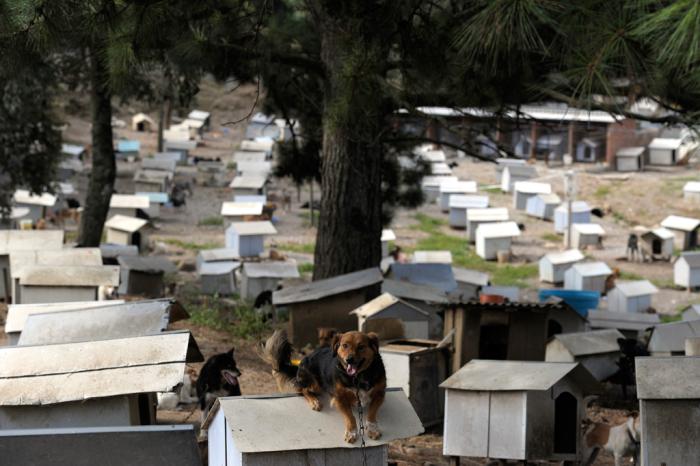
[381, 279, 449, 304]
[683, 305, 700, 321]
[636, 357, 700, 399]
[572, 223, 606, 235]
[198, 248, 239, 262]
[513, 181, 551, 195]
[440, 359, 600, 392]
[616, 146, 645, 157]
[350, 293, 428, 319]
[613, 280, 658, 297]
[104, 215, 149, 233]
[466, 207, 509, 222]
[649, 137, 683, 150]
[439, 180, 478, 194]
[543, 249, 585, 265]
[163, 139, 197, 150]
[648, 320, 700, 353]
[413, 250, 453, 264]
[570, 261, 612, 277]
[452, 267, 490, 286]
[550, 329, 624, 357]
[476, 221, 521, 239]
[555, 201, 591, 213]
[242, 261, 300, 278]
[229, 175, 267, 190]
[387, 263, 457, 293]
[227, 221, 277, 236]
[198, 261, 240, 276]
[187, 109, 210, 121]
[381, 229, 396, 242]
[411, 104, 618, 123]
[220, 202, 264, 217]
[449, 195, 489, 209]
[504, 165, 537, 177]
[182, 118, 205, 129]
[534, 193, 562, 204]
[118, 256, 177, 274]
[5, 300, 125, 334]
[110, 194, 150, 210]
[135, 192, 169, 204]
[679, 251, 700, 267]
[0, 331, 202, 405]
[587, 310, 660, 331]
[643, 227, 675, 240]
[203, 389, 423, 451]
[153, 152, 182, 162]
[18, 265, 120, 287]
[273, 268, 382, 305]
[13, 190, 57, 207]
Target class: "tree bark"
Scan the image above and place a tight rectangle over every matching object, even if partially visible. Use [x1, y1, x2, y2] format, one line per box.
[78, 45, 116, 247]
[312, 9, 388, 280]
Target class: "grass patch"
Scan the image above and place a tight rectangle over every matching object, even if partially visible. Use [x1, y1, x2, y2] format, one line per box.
[661, 176, 696, 195]
[481, 186, 502, 193]
[198, 216, 224, 227]
[226, 161, 236, 170]
[541, 233, 561, 243]
[651, 278, 677, 289]
[618, 270, 644, 280]
[164, 238, 222, 251]
[276, 242, 315, 254]
[298, 262, 314, 274]
[593, 185, 611, 198]
[660, 313, 682, 324]
[64, 230, 78, 243]
[411, 213, 448, 234]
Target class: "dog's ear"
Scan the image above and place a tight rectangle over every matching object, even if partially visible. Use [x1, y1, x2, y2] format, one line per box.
[227, 348, 235, 356]
[367, 332, 380, 353]
[331, 333, 342, 356]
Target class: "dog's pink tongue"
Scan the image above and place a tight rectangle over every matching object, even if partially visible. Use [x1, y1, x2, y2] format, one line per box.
[346, 365, 357, 376]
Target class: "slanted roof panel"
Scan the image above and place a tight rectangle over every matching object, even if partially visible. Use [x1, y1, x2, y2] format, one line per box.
[587, 310, 660, 331]
[5, 300, 125, 334]
[661, 215, 700, 232]
[111, 193, 151, 209]
[571, 261, 612, 276]
[220, 202, 264, 217]
[13, 190, 57, 206]
[467, 207, 509, 222]
[381, 229, 396, 242]
[476, 221, 521, 239]
[273, 268, 382, 305]
[118, 256, 177, 274]
[544, 249, 585, 265]
[18, 265, 120, 287]
[449, 195, 489, 209]
[413, 250, 453, 264]
[104, 215, 148, 233]
[242, 261, 300, 278]
[573, 223, 605, 235]
[229, 176, 267, 189]
[439, 180, 478, 194]
[614, 280, 658, 297]
[513, 181, 551, 194]
[552, 329, 624, 356]
[452, 267, 490, 286]
[680, 251, 700, 267]
[227, 221, 277, 236]
[440, 359, 578, 391]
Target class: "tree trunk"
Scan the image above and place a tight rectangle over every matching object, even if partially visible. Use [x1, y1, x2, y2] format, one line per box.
[312, 11, 388, 280]
[157, 97, 165, 152]
[78, 46, 116, 247]
[309, 180, 314, 227]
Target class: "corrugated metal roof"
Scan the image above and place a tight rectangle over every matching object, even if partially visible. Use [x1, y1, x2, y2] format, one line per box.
[381, 229, 396, 242]
[13, 190, 57, 206]
[104, 215, 149, 233]
[99, 244, 139, 259]
[273, 268, 382, 305]
[449, 195, 489, 209]
[504, 165, 536, 177]
[614, 280, 658, 297]
[198, 261, 239, 275]
[421, 175, 458, 188]
[135, 192, 169, 204]
[616, 146, 645, 157]
[551, 329, 624, 357]
[555, 201, 591, 213]
[683, 181, 700, 193]
[208, 389, 423, 451]
[476, 221, 521, 239]
[413, 250, 453, 264]
[439, 180, 477, 194]
[679, 251, 700, 267]
[220, 202, 264, 217]
[229, 176, 267, 189]
[18, 265, 120, 287]
[0, 231, 65, 255]
[513, 181, 551, 194]
[452, 267, 490, 286]
[543, 249, 585, 265]
[573, 223, 606, 235]
[636, 357, 700, 399]
[118, 256, 176, 274]
[571, 261, 612, 276]
[648, 320, 700, 353]
[109, 194, 150, 210]
[381, 279, 449, 304]
[649, 137, 683, 150]
[587, 310, 660, 331]
[467, 207, 509, 222]
[386, 263, 457, 293]
[227, 221, 277, 236]
[661, 215, 700, 232]
[198, 248, 239, 262]
[350, 292, 427, 318]
[5, 300, 125, 334]
[0, 332, 199, 405]
[242, 261, 300, 278]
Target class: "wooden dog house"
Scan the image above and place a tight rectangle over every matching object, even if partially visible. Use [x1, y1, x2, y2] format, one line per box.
[104, 215, 150, 251]
[239, 261, 299, 301]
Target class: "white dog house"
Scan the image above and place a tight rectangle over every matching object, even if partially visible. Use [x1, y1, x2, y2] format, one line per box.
[439, 180, 478, 212]
[15, 265, 119, 304]
[452, 267, 490, 300]
[661, 215, 700, 250]
[381, 229, 396, 257]
[225, 221, 277, 257]
[421, 175, 457, 204]
[526, 193, 561, 220]
[586, 310, 660, 339]
[203, 389, 423, 466]
[607, 280, 658, 313]
[683, 181, 700, 203]
[109, 194, 150, 218]
[100, 244, 139, 265]
[131, 112, 155, 132]
[118, 256, 177, 298]
[647, 137, 683, 166]
[163, 139, 196, 159]
[566, 223, 605, 249]
[154, 150, 186, 166]
[12, 190, 57, 223]
[674, 251, 700, 289]
[136, 191, 169, 219]
[234, 151, 267, 163]
[648, 320, 700, 356]
[240, 138, 274, 155]
[545, 329, 624, 381]
[501, 165, 536, 192]
[564, 262, 612, 293]
[197, 248, 240, 267]
[466, 207, 509, 242]
[104, 215, 150, 251]
[539, 249, 585, 284]
[475, 221, 521, 260]
[640, 227, 675, 260]
[0, 332, 202, 429]
[413, 250, 452, 264]
[199, 261, 240, 295]
[237, 161, 272, 177]
[512, 181, 551, 210]
[221, 201, 264, 226]
[441, 360, 600, 463]
[230, 175, 268, 197]
[615, 146, 645, 172]
[187, 109, 211, 130]
[350, 293, 430, 339]
[554, 201, 592, 233]
[449, 195, 489, 229]
[239, 261, 299, 300]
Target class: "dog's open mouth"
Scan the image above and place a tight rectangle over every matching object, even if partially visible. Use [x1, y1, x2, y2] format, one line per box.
[345, 361, 362, 377]
[222, 370, 240, 385]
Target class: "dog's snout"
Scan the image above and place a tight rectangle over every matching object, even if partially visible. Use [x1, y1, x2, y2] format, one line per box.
[345, 355, 356, 365]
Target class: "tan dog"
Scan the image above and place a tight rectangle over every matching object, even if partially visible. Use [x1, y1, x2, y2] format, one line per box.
[582, 415, 641, 466]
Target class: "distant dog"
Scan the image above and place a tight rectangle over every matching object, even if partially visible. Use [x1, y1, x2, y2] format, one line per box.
[264, 329, 386, 443]
[317, 327, 337, 347]
[582, 415, 641, 466]
[196, 348, 242, 420]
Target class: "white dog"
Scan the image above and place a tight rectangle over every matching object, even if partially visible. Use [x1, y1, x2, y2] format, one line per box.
[582, 415, 641, 466]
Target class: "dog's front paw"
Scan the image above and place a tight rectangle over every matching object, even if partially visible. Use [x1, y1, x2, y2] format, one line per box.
[308, 398, 322, 411]
[366, 422, 381, 440]
[344, 429, 358, 443]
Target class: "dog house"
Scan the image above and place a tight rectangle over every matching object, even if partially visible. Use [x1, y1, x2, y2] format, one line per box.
[225, 221, 277, 258]
[0, 207, 30, 229]
[163, 139, 197, 159]
[575, 136, 605, 162]
[382, 279, 450, 340]
[566, 223, 605, 250]
[449, 195, 489, 229]
[587, 309, 660, 338]
[475, 221, 521, 260]
[237, 161, 272, 177]
[15, 265, 119, 304]
[662, 214, 700, 250]
[421, 175, 458, 204]
[615, 146, 645, 172]
[197, 248, 240, 267]
[141, 157, 177, 173]
[203, 389, 423, 466]
[104, 215, 150, 251]
[647, 320, 700, 356]
[136, 191, 169, 219]
[684, 304, 700, 321]
[116, 139, 140, 158]
[466, 207, 509, 242]
[131, 112, 155, 132]
[539, 249, 585, 284]
[100, 244, 138, 265]
[386, 263, 457, 293]
[640, 227, 675, 260]
[512, 181, 551, 210]
[350, 292, 430, 340]
[452, 267, 489, 301]
[439, 180, 478, 212]
[134, 170, 172, 193]
[234, 151, 267, 163]
[526, 193, 561, 220]
[500, 165, 537, 193]
[118, 256, 177, 298]
[273, 267, 383, 347]
[381, 228, 396, 257]
[18, 298, 189, 346]
[239, 261, 299, 300]
[683, 181, 700, 203]
[198, 261, 240, 295]
[495, 158, 526, 175]
[240, 138, 275, 155]
[12, 190, 57, 223]
[563, 262, 611, 294]
[413, 250, 453, 264]
[0, 331, 203, 429]
[441, 360, 600, 464]
[636, 357, 700, 465]
[647, 137, 683, 166]
[0, 425, 201, 466]
[381, 339, 449, 427]
[187, 109, 211, 130]
[545, 329, 624, 381]
[221, 201, 264, 226]
[230, 175, 268, 197]
[4, 300, 125, 345]
[554, 201, 592, 234]
[109, 194, 150, 218]
[197, 161, 227, 187]
[607, 280, 658, 313]
[430, 162, 452, 176]
[154, 151, 186, 168]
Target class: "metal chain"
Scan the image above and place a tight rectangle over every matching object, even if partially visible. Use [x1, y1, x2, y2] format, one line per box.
[354, 377, 368, 466]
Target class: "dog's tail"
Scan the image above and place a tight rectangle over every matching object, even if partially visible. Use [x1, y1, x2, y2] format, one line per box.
[262, 329, 298, 393]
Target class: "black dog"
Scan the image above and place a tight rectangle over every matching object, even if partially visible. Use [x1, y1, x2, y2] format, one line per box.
[196, 348, 242, 420]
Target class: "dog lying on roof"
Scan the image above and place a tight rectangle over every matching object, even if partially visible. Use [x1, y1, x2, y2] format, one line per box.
[264, 329, 386, 443]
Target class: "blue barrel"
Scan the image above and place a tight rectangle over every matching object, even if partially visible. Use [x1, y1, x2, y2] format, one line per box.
[538, 289, 600, 318]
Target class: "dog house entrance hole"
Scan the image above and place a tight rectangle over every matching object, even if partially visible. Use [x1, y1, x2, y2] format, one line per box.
[478, 324, 508, 360]
[553, 391, 577, 454]
[652, 238, 662, 254]
[547, 319, 563, 339]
